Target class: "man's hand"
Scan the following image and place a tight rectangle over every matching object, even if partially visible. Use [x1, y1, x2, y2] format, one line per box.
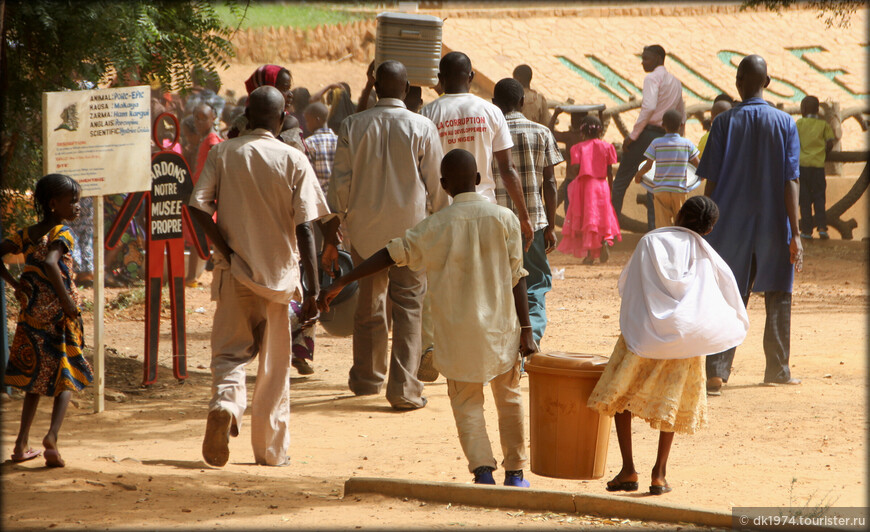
[519, 328, 538, 358]
[790, 236, 803, 273]
[316, 281, 345, 313]
[321, 242, 340, 277]
[299, 295, 320, 327]
[634, 171, 643, 184]
[544, 226, 557, 253]
[520, 217, 534, 252]
[365, 60, 376, 86]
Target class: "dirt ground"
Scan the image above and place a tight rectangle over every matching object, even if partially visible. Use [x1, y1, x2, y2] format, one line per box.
[1, 230, 865, 530]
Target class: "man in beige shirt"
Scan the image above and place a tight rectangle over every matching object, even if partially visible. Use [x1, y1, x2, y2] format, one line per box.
[189, 86, 331, 467]
[323, 61, 448, 411]
[319, 149, 537, 486]
[513, 64, 551, 126]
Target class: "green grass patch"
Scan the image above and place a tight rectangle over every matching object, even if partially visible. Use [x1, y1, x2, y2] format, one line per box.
[214, 1, 374, 30]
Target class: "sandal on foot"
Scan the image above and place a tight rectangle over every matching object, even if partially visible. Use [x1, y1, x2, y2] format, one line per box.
[605, 480, 639, 492]
[649, 484, 672, 495]
[44, 449, 65, 468]
[11, 449, 41, 463]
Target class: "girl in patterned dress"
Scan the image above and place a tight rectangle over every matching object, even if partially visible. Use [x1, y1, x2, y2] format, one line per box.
[0, 174, 93, 467]
[587, 196, 749, 495]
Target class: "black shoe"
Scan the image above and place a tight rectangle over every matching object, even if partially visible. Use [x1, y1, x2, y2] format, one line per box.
[600, 240, 612, 263]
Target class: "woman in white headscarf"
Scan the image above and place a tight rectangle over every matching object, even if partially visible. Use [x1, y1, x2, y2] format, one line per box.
[588, 196, 748, 496]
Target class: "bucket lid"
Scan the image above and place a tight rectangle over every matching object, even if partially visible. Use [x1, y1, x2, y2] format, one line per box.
[524, 352, 609, 375]
[377, 12, 443, 26]
[559, 104, 606, 113]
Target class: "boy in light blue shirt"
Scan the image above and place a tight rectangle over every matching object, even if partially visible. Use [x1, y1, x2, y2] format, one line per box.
[634, 109, 700, 228]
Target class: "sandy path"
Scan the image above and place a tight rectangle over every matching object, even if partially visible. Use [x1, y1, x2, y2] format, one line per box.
[2, 235, 866, 530]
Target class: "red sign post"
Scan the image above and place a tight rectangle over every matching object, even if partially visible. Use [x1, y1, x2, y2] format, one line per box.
[106, 113, 209, 385]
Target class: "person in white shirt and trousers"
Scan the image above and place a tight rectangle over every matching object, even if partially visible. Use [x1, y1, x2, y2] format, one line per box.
[611, 45, 685, 230]
[318, 149, 538, 487]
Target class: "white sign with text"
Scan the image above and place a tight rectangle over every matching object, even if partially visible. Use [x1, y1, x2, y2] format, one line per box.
[42, 86, 151, 196]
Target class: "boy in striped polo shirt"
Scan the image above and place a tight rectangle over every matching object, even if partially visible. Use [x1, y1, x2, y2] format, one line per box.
[634, 109, 700, 228]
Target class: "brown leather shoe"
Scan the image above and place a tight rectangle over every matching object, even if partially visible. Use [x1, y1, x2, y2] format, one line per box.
[202, 408, 232, 467]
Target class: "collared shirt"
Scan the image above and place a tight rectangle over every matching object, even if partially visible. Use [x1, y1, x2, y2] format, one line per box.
[643, 133, 699, 193]
[305, 126, 338, 192]
[190, 128, 330, 303]
[521, 87, 551, 125]
[386, 192, 528, 383]
[421, 93, 514, 203]
[630, 65, 685, 140]
[796, 116, 835, 168]
[492, 111, 564, 230]
[697, 97, 800, 293]
[329, 98, 448, 259]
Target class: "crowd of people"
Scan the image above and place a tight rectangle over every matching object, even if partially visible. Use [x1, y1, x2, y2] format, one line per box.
[4, 43, 831, 495]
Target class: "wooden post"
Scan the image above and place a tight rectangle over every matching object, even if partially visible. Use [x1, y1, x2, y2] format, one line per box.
[824, 101, 843, 177]
[93, 195, 105, 413]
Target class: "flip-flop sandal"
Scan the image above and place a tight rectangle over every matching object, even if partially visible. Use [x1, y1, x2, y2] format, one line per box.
[44, 449, 65, 468]
[649, 484, 672, 495]
[606, 480, 639, 492]
[10, 449, 42, 463]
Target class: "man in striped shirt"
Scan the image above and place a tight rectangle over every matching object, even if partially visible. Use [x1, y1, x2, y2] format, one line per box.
[633, 109, 700, 229]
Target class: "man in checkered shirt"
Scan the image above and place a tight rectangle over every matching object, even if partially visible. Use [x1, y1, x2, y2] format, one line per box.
[303, 102, 338, 193]
[492, 78, 564, 347]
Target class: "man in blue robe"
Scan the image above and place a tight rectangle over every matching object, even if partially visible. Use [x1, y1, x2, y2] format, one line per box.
[697, 54, 803, 395]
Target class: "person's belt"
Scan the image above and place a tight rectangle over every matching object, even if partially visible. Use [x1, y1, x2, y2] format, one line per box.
[644, 125, 666, 133]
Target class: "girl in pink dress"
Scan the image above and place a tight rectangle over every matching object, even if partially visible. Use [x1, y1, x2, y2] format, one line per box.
[557, 116, 621, 264]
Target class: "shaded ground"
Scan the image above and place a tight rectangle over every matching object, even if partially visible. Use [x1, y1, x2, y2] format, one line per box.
[1, 235, 866, 530]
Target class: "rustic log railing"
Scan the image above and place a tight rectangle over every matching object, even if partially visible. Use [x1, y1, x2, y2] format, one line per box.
[557, 99, 870, 238]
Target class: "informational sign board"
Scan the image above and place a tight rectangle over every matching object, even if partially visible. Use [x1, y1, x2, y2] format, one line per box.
[42, 85, 152, 196]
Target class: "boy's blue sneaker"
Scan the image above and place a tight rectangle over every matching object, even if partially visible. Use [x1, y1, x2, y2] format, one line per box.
[819, 231, 830, 240]
[800, 232, 813, 239]
[504, 470, 530, 488]
[473, 466, 495, 485]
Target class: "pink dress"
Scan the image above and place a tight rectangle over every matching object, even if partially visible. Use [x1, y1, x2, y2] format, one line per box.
[558, 139, 622, 259]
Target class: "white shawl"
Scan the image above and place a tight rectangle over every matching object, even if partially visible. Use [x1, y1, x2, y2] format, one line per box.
[618, 227, 749, 359]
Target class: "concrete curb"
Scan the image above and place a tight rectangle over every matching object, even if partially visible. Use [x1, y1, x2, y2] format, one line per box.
[344, 477, 732, 528]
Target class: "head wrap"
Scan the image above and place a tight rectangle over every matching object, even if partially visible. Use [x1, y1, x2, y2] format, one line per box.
[244, 65, 285, 95]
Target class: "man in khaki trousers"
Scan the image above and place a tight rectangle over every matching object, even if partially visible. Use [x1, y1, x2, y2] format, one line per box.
[189, 86, 330, 467]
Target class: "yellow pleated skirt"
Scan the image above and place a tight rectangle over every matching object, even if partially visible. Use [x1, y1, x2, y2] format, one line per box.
[587, 336, 707, 434]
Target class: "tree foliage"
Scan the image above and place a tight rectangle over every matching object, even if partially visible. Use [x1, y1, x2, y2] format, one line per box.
[0, 0, 241, 194]
[741, 0, 863, 28]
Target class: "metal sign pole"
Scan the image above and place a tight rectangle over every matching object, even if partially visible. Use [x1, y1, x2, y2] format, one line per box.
[93, 195, 105, 413]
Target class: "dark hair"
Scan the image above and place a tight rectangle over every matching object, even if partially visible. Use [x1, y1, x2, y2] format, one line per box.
[34, 173, 81, 219]
[512, 64, 532, 85]
[580, 115, 603, 138]
[181, 114, 197, 134]
[802, 95, 820, 113]
[662, 109, 682, 132]
[714, 92, 734, 104]
[677, 196, 719, 234]
[493, 78, 524, 107]
[644, 44, 666, 60]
